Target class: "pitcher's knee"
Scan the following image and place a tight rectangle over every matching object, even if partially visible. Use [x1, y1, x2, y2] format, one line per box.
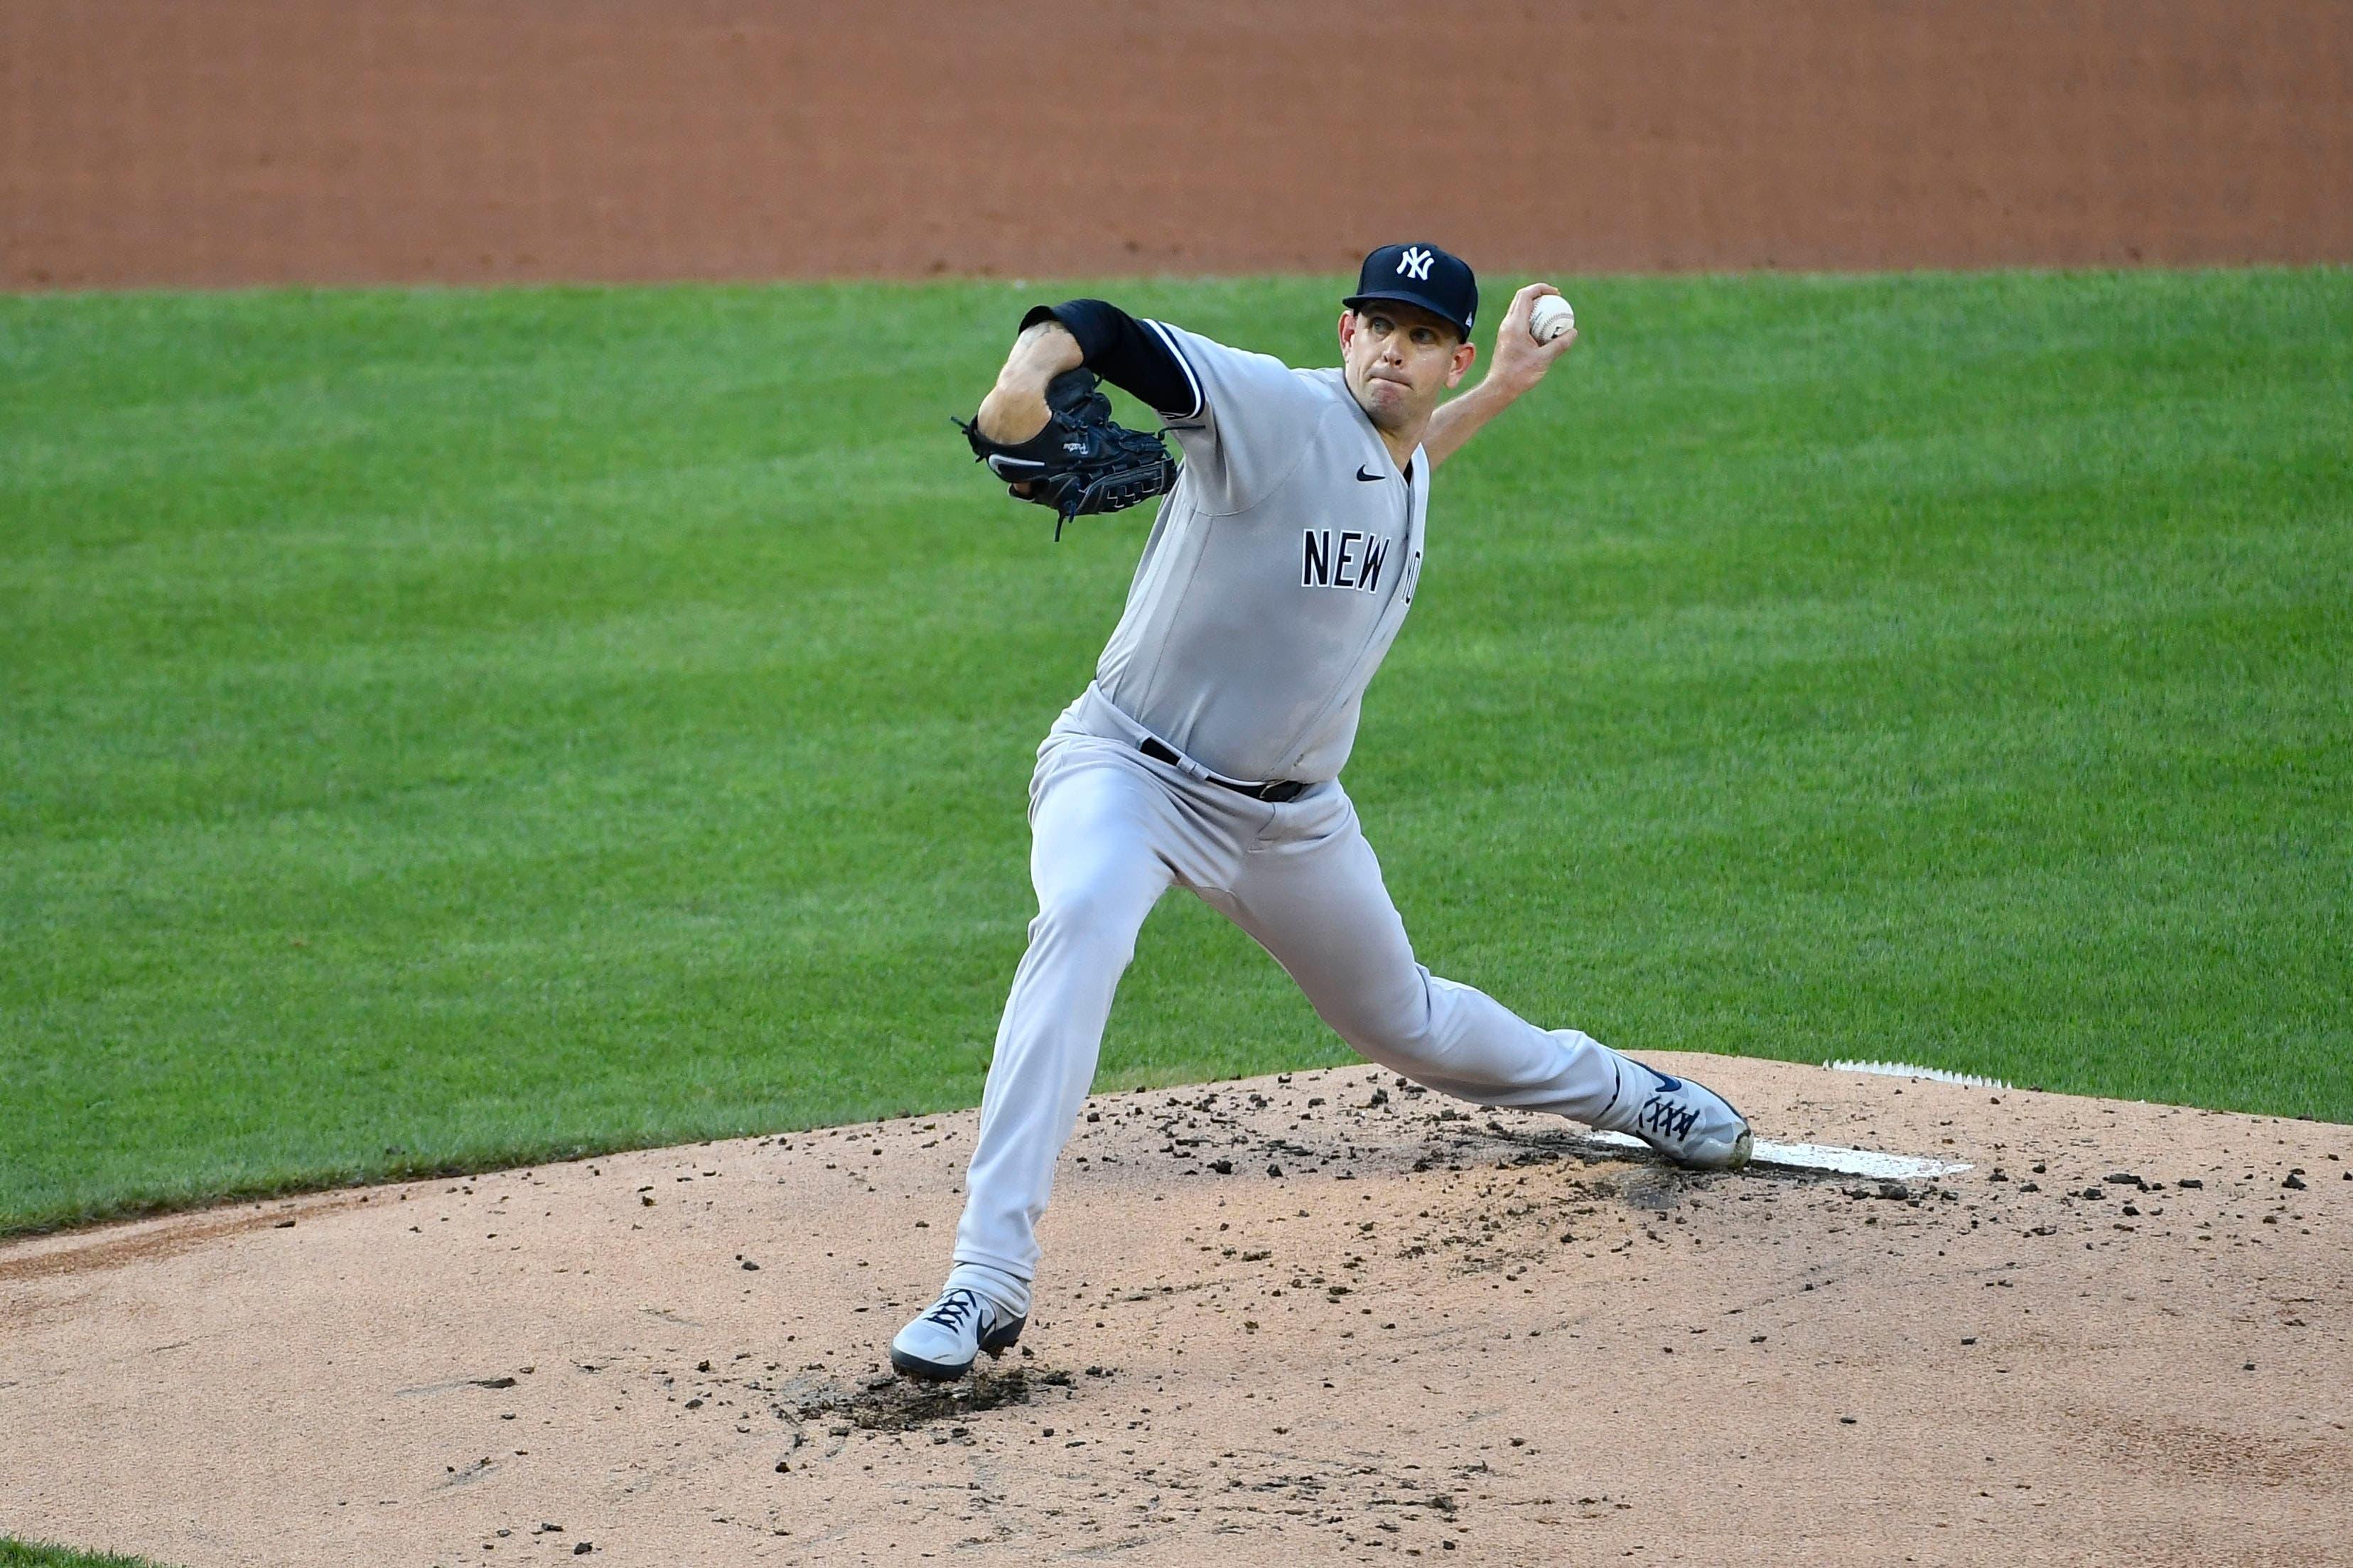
[1315, 978, 1442, 1064]
[1029, 891, 1142, 969]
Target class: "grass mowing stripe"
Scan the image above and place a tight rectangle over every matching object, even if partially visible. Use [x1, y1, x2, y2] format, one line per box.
[2, 268, 2347, 1236]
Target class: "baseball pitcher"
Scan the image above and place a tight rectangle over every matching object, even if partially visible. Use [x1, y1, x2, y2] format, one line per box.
[892, 244, 1753, 1380]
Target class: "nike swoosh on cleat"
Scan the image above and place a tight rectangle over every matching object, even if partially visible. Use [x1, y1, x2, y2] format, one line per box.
[1355, 465, 1383, 482]
[1640, 1064, 1683, 1092]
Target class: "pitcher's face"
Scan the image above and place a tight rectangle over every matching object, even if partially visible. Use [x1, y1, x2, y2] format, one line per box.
[1340, 304, 1476, 432]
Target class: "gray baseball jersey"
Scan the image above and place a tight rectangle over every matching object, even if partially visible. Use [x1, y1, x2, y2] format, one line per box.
[1089, 323, 1427, 785]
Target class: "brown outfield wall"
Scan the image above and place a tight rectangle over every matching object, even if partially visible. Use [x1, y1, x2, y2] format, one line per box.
[3, 0, 2348, 291]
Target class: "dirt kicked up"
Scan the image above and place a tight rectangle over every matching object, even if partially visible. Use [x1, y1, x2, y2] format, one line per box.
[4, 1054, 2347, 1567]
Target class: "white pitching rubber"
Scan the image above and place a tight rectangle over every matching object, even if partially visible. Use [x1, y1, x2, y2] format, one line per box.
[1578, 1129, 1971, 1181]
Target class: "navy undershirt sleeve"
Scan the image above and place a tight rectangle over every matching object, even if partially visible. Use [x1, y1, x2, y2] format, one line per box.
[1020, 300, 1199, 418]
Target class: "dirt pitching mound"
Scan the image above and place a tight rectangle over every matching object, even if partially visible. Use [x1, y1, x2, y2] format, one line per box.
[3, 1054, 2347, 1567]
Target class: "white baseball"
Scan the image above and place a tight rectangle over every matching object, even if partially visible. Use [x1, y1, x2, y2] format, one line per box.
[1529, 293, 1576, 343]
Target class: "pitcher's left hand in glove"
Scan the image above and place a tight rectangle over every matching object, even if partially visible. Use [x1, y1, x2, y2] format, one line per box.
[956, 368, 1179, 541]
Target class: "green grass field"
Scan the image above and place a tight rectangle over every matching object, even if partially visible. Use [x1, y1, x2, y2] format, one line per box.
[2, 268, 2347, 1242]
[0, 1541, 161, 1567]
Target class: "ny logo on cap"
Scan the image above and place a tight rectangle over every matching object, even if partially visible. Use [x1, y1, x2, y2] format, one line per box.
[1397, 246, 1435, 281]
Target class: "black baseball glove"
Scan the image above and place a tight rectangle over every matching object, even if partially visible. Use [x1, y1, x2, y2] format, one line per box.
[955, 369, 1179, 540]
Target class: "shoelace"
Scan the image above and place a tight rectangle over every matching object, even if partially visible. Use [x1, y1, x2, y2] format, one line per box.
[921, 1288, 984, 1332]
[1638, 1096, 1702, 1141]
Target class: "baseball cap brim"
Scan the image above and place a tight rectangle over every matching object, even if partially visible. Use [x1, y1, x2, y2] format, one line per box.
[1342, 289, 1473, 340]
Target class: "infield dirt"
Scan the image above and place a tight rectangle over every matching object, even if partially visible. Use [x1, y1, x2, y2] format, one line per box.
[6, 0, 2349, 289]
[3, 1054, 2347, 1567]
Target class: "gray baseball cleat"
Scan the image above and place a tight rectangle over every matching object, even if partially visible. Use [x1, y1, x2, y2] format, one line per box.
[1598, 1054, 1753, 1170]
[890, 1286, 1027, 1381]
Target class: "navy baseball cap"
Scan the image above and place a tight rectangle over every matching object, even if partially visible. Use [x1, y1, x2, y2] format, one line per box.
[1343, 242, 1478, 340]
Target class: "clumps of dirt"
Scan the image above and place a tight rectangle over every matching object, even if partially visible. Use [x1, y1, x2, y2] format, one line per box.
[1836, 1180, 1951, 1204]
[793, 1364, 1078, 1433]
[1105, 1072, 1784, 1191]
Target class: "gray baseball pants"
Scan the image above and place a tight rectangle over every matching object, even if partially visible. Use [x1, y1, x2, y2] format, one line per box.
[949, 688, 1628, 1312]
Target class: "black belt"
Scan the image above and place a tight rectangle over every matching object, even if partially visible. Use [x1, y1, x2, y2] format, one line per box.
[1139, 737, 1308, 803]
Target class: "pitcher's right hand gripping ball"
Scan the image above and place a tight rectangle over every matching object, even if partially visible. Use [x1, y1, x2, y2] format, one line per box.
[956, 368, 1179, 540]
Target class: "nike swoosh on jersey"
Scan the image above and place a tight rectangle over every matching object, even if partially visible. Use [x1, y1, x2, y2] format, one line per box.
[1355, 465, 1383, 482]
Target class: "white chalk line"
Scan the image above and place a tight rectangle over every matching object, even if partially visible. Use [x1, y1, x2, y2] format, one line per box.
[1824, 1058, 2013, 1091]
